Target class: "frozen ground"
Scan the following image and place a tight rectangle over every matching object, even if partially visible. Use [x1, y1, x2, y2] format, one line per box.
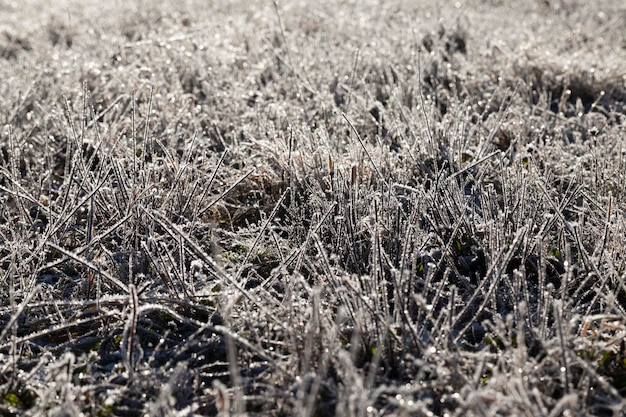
[0, 0, 625, 415]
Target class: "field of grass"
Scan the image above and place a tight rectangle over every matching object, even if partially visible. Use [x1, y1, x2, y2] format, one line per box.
[1, 0, 626, 415]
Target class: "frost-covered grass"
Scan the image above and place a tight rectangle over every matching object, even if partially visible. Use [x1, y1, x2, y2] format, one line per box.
[1, 0, 626, 415]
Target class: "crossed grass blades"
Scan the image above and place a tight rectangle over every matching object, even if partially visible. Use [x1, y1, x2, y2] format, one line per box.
[1, 0, 626, 415]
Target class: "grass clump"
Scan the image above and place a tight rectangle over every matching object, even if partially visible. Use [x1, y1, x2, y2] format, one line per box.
[1, 0, 626, 415]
